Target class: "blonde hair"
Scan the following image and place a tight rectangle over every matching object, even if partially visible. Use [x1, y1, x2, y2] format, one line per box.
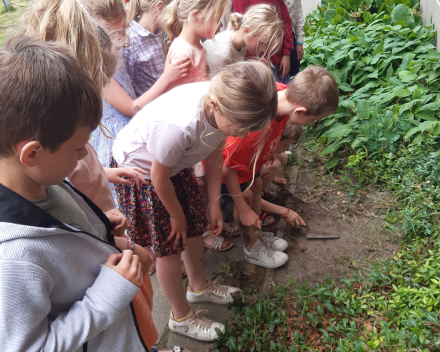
[127, 0, 173, 24]
[23, 0, 119, 93]
[81, 0, 126, 23]
[228, 4, 283, 61]
[286, 66, 339, 116]
[206, 61, 277, 183]
[162, 0, 229, 52]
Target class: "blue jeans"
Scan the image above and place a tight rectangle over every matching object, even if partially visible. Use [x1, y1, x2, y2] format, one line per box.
[272, 63, 292, 84]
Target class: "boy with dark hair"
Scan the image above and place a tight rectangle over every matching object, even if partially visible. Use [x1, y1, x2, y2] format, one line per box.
[222, 65, 339, 268]
[0, 35, 147, 352]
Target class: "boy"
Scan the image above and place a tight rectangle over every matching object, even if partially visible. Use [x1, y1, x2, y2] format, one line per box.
[222, 65, 339, 268]
[0, 35, 147, 351]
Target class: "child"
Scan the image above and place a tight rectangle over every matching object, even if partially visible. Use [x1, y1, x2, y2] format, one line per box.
[283, 0, 305, 76]
[222, 65, 339, 268]
[112, 61, 278, 341]
[23, 0, 166, 348]
[0, 34, 146, 351]
[162, 0, 232, 251]
[258, 121, 306, 235]
[202, 4, 283, 77]
[233, 0, 294, 83]
[85, 0, 190, 204]
[163, 0, 230, 83]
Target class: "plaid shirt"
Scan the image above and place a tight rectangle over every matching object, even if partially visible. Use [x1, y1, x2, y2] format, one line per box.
[123, 21, 165, 98]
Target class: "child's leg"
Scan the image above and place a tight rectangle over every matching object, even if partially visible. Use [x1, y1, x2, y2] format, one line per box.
[244, 177, 262, 251]
[156, 253, 190, 319]
[260, 156, 283, 190]
[181, 236, 207, 291]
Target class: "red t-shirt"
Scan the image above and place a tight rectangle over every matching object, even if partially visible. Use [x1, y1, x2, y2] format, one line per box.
[223, 82, 289, 184]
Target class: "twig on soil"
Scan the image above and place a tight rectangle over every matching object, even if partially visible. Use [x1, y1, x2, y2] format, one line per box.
[319, 202, 330, 211]
[305, 252, 325, 263]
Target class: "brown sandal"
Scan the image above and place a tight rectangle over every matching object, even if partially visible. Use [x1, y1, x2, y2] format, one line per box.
[203, 233, 233, 252]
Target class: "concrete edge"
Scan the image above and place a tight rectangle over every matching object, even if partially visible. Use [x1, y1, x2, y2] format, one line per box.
[262, 164, 300, 294]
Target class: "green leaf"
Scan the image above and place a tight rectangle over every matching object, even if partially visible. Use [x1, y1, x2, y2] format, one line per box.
[319, 140, 341, 157]
[356, 100, 370, 120]
[339, 83, 354, 92]
[418, 121, 436, 132]
[399, 70, 417, 82]
[412, 88, 422, 100]
[322, 124, 352, 138]
[324, 8, 337, 23]
[395, 89, 411, 98]
[404, 126, 420, 140]
[416, 111, 437, 121]
[391, 4, 415, 29]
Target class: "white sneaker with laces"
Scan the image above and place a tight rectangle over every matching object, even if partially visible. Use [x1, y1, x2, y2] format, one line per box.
[169, 308, 224, 342]
[259, 231, 288, 252]
[244, 239, 288, 268]
[187, 280, 240, 305]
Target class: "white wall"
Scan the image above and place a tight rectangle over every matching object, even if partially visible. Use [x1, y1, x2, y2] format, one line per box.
[302, 0, 321, 16]
[420, 0, 440, 51]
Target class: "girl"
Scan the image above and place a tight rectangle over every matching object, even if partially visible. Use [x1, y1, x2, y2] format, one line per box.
[24, 0, 186, 351]
[112, 61, 278, 342]
[162, 0, 232, 252]
[233, 0, 294, 83]
[89, 0, 190, 204]
[162, 0, 230, 83]
[202, 4, 284, 77]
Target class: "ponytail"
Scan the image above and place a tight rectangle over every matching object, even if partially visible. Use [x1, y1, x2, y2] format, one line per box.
[228, 12, 242, 31]
[162, 1, 180, 52]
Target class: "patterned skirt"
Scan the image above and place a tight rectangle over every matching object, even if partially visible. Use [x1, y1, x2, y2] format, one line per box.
[111, 157, 207, 257]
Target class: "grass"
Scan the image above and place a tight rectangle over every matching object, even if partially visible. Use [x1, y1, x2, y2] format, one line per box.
[0, 1, 29, 46]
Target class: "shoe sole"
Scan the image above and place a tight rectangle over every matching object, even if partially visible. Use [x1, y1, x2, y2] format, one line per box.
[168, 323, 219, 342]
[245, 255, 288, 269]
[186, 295, 232, 305]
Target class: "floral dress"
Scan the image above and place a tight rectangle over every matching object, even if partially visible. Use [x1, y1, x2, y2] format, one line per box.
[90, 61, 136, 205]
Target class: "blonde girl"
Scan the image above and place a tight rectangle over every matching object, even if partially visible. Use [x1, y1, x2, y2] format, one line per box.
[24, 0, 181, 351]
[162, 0, 230, 83]
[202, 4, 283, 77]
[112, 61, 278, 342]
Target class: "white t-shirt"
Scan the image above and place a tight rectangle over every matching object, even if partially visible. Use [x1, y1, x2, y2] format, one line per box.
[203, 30, 246, 78]
[168, 37, 211, 84]
[112, 82, 225, 178]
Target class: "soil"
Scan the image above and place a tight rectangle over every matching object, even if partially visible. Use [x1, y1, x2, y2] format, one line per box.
[272, 155, 400, 287]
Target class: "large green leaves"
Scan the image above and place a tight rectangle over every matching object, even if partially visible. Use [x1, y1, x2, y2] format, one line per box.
[391, 4, 415, 29]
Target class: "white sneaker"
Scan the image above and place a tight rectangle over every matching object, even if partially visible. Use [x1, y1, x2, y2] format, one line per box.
[259, 231, 288, 252]
[169, 308, 224, 342]
[187, 280, 240, 305]
[244, 239, 288, 268]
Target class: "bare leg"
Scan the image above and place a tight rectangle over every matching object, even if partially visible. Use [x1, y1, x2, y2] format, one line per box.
[245, 177, 262, 251]
[260, 157, 283, 190]
[156, 253, 190, 319]
[181, 236, 207, 292]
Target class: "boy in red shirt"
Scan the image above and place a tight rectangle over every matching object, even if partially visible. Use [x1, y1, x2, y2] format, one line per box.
[233, 0, 293, 83]
[222, 66, 339, 268]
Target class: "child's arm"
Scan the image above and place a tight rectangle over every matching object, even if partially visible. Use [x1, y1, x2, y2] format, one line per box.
[105, 55, 190, 117]
[151, 159, 187, 250]
[204, 141, 225, 237]
[294, 0, 305, 60]
[260, 199, 305, 227]
[222, 165, 261, 228]
[104, 167, 147, 188]
[0, 250, 141, 351]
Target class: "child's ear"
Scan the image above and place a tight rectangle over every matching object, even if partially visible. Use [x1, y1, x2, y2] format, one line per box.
[242, 26, 250, 35]
[293, 106, 307, 115]
[189, 9, 200, 22]
[156, 1, 165, 13]
[210, 99, 218, 110]
[19, 141, 42, 167]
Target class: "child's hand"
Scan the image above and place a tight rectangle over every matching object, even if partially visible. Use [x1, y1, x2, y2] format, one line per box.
[273, 177, 287, 188]
[265, 155, 276, 166]
[133, 245, 152, 278]
[105, 250, 143, 287]
[286, 210, 306, 227]
[105, 167, 147, 188]
[105, 209, 129, 237]
[163, 55, 191, 86]
[279, 55, 291, 80]
[167, 212, 188, 250]
[239, 208, 261, 229]
[207, 205, 223, 238]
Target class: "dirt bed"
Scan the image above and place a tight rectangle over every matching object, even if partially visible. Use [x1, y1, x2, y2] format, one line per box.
[272, 157, 400, 287]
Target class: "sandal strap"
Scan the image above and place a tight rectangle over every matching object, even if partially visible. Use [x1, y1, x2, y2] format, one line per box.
[212, 236, 225, 250]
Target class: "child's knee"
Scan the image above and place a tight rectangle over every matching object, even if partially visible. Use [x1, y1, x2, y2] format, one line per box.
[278, 153, 288, 167]
[250, 177, 262, 192]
